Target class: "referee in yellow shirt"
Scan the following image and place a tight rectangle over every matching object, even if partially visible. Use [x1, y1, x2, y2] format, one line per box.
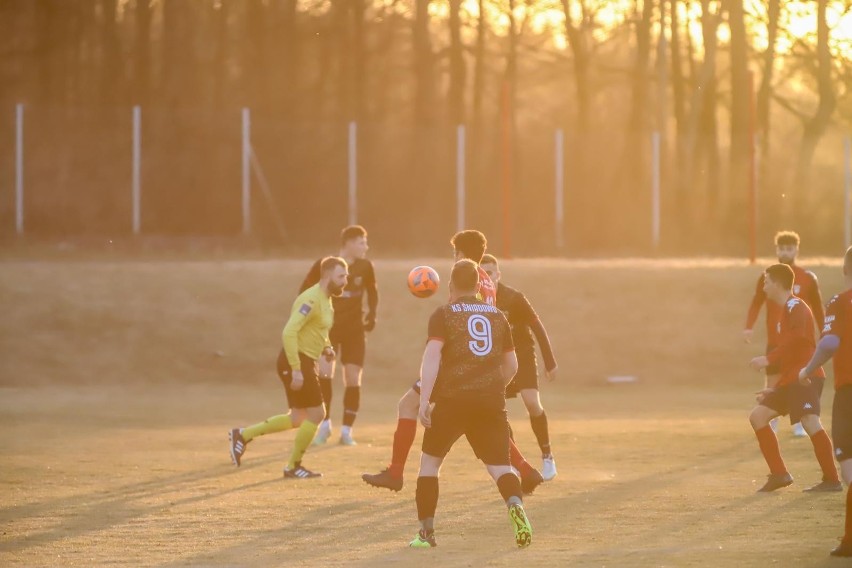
[229, 257, 348, 478]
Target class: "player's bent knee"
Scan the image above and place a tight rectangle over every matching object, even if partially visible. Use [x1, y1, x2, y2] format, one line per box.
[419, 453, 443, 476]
[799, 414, 823, 435]
[486, 464, 515, 481]
[749, 408, 770, 430]
[305, 405, 325, 424]
[840, 461, 852, 485]
[343, 365, 363, 387]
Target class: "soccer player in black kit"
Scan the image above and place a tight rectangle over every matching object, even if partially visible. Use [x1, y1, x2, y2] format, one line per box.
[299, 225, 378, 446]
[480, 254, 559, 480]
[409, 259, 533, 549]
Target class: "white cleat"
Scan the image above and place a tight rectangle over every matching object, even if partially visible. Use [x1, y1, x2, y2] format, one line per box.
[542, 456, 557, 481]
[792, 422, 807, 437]
[339, 432, 357, 446]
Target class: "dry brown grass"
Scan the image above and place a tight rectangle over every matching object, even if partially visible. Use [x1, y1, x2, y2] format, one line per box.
[0, 257, 849, 566]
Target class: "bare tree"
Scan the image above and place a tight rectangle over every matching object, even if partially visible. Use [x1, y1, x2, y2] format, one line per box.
[728, 0, 750, 216]
[448, 0, 466, 125]
[413, 0, 434, 126]
[133, 0, 151, 106]
[793, 0, 836, 200]
[560, 0, 591, 131]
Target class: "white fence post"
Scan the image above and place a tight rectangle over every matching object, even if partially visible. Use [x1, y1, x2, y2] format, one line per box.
[132, 105, 141, 235]
[348, 121, 357, 225]
[651, 131, 661, 249]
[555, 129, 564, 250]
[457, 124, 466, 232]
[242, 108, 251, 235]
[15, 104, 24, 235]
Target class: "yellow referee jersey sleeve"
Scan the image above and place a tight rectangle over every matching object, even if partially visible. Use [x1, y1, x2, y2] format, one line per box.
[282, 284, 334, 369]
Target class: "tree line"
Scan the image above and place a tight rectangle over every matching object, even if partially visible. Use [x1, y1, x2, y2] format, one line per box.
[1, 0, 850, 254]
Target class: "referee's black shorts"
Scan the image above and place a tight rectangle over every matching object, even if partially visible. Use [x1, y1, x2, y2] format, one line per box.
[422, 397, 510, 466]
[277, 350, 324, 409]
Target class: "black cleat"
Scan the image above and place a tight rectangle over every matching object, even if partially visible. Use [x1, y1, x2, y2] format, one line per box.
[804, 480, 844, 493]
[757, 472, 794, 492]
[362, 468, 403, 492]
[284, 463, 322, 479]
[228, 428, 248, 467]
[521, 469, 544, 495]
[831, 540, 852, 557]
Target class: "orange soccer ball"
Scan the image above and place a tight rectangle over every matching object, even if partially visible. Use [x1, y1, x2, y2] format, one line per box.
[407, 266, 440, 298]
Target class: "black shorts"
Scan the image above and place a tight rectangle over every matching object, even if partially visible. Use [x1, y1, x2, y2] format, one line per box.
[329, 324, 366, 367]
[765, 344, 780, 376]
[506, 353, 538, 398]
[421, 398, 510, 465]
[277, 350, 324, 409]
[761, 377, 825, 425]
[832, 385, 852, 463]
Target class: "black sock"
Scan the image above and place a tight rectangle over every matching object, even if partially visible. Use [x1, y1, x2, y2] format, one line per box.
[343, 386, 360, 427]
[416, 476, 439, 520]
[530, 412, 551, 456]
[496, 472, 522, 503]
[319, 377, 333, 421]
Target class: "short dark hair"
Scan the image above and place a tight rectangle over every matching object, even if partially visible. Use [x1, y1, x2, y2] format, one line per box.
[845, 246, 852, 274]
[451, 230, 487, 263]
[320, 256, 347, 275]
[451, 259, 480, 293]
[774, 231, 800, 247]
[341, 225, 367, 245]
[480, 253, 498, 267]
[766, 263, 794, 291]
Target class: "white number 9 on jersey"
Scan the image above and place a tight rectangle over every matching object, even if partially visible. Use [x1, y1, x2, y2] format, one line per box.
[467, 314, 493, 356]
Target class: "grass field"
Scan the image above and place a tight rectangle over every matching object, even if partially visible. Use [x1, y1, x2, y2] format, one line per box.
[1, 256, 850, 567]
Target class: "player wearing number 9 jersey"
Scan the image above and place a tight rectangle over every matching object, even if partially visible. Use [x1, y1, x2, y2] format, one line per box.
[408, 259, 531, 549]
[362, 230, 544, 494]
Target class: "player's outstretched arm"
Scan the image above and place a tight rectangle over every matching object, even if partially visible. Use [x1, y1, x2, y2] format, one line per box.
[530, 318, 557, 379]
[418, 340, 443, 428]
[744, 274, 766, 340]
[808, 272, 825, 330]
[364, 262, 379, 332]
[800, 334, 840, 382]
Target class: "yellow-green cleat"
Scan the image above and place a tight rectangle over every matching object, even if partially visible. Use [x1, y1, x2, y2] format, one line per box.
[509, 503, 532, 548]
[408, 529, 437, 548]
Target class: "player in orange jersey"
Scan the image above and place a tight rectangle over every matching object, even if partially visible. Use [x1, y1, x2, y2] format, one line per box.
[747, 264, 839, 493]
[744, 231, 824, 437]
[799, 246, 852, 557]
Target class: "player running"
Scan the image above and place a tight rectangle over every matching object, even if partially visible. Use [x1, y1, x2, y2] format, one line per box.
[744, 231, 824, 437]
[227, 257, 348, 479]
[408, 259, 532, 549]
[480, 254, 559, 480]
[798, 246, 852, 557]
[362, 230, 544, 494]
[299, 225, 378, 446]
[747, 263, 840, 493]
